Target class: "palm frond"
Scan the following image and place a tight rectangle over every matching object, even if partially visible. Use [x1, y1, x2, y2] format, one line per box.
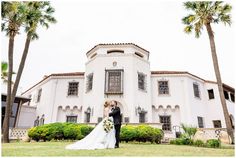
[23, 1, 56, 40]
[219, 14, 232, 25]
[1, 61, 8, 71]
[182, 14, 196, 25]
[183, 2, 197, 11]
[184, 25, 193, 34]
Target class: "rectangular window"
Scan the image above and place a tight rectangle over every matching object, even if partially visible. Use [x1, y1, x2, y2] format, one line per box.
[193, 83, 200, 98]
[138, 72, 146, 91]
[197, 116, 204, 128]
[68, 82, 79, 96]
[86, 73, 93, 92]
[230, 93, 235, 102]
[139, 113, 146, 123]
[28, 94, 32, 106]
[105, 70, 123, 94]
[213, 120, 222, 128]
[124, 117, 129, 123]
[158, 81, 169, 95]
[224, 90, 229, 100]
[66, 116, 77, 123]
[97, 117, 103, 123]
[208, 89, 214, 99]
[160, 116, 171, 131]
[36, 89, 42, 102]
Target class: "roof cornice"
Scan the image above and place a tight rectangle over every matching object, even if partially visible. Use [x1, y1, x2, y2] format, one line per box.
[86, 43, 150, 56]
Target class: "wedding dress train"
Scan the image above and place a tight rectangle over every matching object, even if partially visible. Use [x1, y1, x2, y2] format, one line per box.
[65, 117, 116, 150]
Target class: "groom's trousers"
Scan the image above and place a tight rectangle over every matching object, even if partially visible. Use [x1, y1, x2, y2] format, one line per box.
[114, 124, 121, 147]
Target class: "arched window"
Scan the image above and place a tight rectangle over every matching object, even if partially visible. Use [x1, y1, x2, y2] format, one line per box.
[107, 50, 124, 54]
[85, 107, 91, 123]
[34, 116, 40, 127]
[39, 114, 45, 126]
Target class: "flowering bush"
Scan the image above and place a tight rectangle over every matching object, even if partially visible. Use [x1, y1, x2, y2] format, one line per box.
[103, 118, 114, 133]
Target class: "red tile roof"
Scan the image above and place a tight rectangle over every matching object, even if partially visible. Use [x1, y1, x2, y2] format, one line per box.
[151, 71, 205, 81]
[152, 71, 234, 92]
[86, 43, 150, 55]
[21, 72, 84, 95]
[50, 72, 84, 76]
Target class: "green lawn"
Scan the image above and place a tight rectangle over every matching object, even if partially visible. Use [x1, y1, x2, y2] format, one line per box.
[1, 142, 235, 156]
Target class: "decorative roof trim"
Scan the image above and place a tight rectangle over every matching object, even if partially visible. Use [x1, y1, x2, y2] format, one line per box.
[86, 43, 150, 56]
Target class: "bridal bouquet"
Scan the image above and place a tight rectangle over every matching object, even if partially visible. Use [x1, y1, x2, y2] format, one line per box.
[103, 118, 114, 133]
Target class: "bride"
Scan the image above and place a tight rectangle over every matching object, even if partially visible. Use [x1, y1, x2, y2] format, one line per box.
[65, 101, 116, 150]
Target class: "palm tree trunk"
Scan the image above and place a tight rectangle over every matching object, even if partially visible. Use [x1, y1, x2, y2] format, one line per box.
[10, 35, 31, 113]
[205, 23, 234, 144]
[2, 35, 14, 143]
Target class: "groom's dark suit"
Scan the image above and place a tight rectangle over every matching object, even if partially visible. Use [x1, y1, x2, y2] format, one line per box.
[109, 106, 121, 148]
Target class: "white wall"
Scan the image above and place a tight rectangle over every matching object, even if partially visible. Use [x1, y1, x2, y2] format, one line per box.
[17, 105, 36, 128]
[84, 44, 151, 123]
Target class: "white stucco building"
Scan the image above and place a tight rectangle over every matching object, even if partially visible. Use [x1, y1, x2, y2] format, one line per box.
[17, 43, 235, 138]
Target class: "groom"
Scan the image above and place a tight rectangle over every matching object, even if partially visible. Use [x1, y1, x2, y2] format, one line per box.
[109, 100, 121, 148]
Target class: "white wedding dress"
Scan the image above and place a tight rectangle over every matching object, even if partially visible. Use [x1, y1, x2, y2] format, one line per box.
[66, 108, 116, 150]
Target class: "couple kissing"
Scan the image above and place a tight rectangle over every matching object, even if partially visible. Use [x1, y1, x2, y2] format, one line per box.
[66, 100, 122, 150]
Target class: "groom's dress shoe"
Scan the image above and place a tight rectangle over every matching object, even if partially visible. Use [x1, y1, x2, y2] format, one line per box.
[115, 146, 119, 148]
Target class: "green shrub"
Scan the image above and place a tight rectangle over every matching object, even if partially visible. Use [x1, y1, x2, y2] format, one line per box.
[193, 139, 205, 147]
[171, 137, 193, 145]
[181, 137, 194, 145]
[35, 125, 50, 142]
[153, 128, 164, 144]
[28, 127, 40, 141]
[120, 125, 137, 142]
[181, 124, 197, 140]
[175, 138, 184, 145]
[120, 125, 163, 144]
[78, 124, 94, 138]
[170, 139, 176, 144]
[63, 123, 82, 140]
[28, 123, 93, 141]
[46, 123, 64, 140]
[136, 125, 152, 143]
[206, 139, 221, 148]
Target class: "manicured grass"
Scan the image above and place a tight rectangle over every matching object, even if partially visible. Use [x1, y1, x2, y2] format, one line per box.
[1, 141, 235, 156]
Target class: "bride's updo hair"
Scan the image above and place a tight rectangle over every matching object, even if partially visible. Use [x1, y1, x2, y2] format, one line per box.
[104, 101, 110, 108]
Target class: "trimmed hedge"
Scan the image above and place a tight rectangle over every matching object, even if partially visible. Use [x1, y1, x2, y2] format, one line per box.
[28, 123, 94, 141]
[28, 123, 163, 143]
[120, 125, 164, 144]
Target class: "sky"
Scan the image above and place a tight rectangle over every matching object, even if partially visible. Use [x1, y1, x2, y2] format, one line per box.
[1, 0, 236, 94]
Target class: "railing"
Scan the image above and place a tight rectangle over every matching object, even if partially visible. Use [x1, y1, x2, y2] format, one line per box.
[9, 128, 29, 140]
[194, 128, 233, 144]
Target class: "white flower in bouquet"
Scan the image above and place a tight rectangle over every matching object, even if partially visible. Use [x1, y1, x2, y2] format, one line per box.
[103, 118, 114, 133]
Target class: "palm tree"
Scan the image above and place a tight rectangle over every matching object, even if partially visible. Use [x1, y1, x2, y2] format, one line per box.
[182, 1, 234, 144]
[1, 2, 27, 143]
[1, 1, 56, 143]
[9, 2, 56, 129]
